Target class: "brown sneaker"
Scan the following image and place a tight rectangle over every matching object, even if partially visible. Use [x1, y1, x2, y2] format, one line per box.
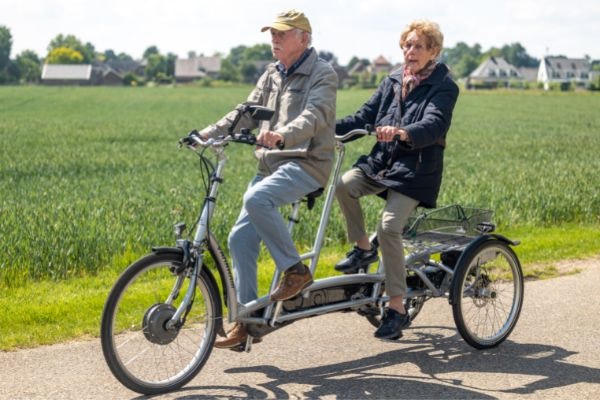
[214, 323, 247, 349]
[270, 263, 313, 301]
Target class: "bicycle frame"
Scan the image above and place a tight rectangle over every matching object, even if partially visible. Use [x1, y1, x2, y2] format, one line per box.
[178, 133, 388, 328]
[171, 126, 472, 339]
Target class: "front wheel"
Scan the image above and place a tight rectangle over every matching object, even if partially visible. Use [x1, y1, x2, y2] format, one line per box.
[100, 251, 221, 395]
[451, 238, 524, 349]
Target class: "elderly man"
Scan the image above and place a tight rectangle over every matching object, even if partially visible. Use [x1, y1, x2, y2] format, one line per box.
[199, 9, 337, 348]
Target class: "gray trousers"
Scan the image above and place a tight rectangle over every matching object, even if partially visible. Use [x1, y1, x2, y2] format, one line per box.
[228, 162, 320, 304]
[335, 168, 419, 297]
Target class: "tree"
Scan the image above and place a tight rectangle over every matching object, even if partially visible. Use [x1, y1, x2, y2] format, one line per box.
[16, 50, 41, 83]
[442, 42, 482, 78]
[243, 44, 272, 62]
[144, 52, 167, 81]
[484, 43, 538, 68]
[227, 45, 248, 67]
[116, 52, 134, 61]
[347, 56, 370, 70]
[46, 47, 84, 64]
[0, 25, 13, 84]
[165, 52, 177, 77]
[0, 25, 12, 70]
[219, 58, 239, 82]
[239, 61, 258, 83]
[143, 46, 160, 59]
[103, 49, 118, 62]
[318, 50, 338, 65]
[47, 34, 95, 63]
[221, 43, 272, 83]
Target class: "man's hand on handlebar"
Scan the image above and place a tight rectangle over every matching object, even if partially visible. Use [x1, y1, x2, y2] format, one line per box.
[257, 130, 284, 150]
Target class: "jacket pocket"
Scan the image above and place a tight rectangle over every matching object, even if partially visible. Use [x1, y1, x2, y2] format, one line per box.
[279, 87, 306, 120]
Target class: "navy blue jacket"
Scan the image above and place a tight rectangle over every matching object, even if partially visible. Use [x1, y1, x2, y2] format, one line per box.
[336, 63, 459, 208]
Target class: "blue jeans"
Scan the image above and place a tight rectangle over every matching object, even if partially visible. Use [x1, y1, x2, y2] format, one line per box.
[228, 162, 321, 304]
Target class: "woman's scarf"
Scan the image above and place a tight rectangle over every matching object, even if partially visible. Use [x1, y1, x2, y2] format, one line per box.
[401, 61, 437, 100]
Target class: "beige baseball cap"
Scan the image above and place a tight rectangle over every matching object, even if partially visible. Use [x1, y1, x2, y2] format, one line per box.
[260, 9, 312, 34]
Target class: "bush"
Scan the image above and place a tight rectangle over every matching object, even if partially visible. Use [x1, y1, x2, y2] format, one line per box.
[123, 72, 144, 86]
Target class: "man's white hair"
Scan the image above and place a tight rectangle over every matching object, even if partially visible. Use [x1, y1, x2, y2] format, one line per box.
[294, 28, 312, 48]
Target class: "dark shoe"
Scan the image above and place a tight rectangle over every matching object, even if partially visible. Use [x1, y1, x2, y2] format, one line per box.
[335, 246, 378, 273]
[374, 308, 411, 340]
[214, 323, 247, 348]
[270, 263, 313, 301]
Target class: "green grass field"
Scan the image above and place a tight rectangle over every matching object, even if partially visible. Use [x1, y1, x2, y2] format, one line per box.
[1, 86, 600, 349]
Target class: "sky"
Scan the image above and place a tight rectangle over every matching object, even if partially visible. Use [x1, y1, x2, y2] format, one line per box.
[2, 0, 599, 65]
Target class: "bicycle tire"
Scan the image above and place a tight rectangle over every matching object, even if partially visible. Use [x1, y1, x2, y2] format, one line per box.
[100, 250, 222, 395]
[451, 238, 524, 349]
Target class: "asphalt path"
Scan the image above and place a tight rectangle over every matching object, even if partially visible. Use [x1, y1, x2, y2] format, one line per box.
[1, 263, 599, 399]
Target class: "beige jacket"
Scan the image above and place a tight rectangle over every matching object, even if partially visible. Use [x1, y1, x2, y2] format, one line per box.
[200, 49, 338, 187]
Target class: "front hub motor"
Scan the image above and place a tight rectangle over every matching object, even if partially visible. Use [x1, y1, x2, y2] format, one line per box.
[142, 303, 179, 345]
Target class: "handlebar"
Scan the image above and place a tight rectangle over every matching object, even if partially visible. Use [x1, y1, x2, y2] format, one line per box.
[334, 124, 404, 144]
[335, 128, 373, 143]
[179, 130, 284, 150]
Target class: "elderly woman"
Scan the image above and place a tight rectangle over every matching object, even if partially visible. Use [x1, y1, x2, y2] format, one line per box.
[334, 20, 459, 340]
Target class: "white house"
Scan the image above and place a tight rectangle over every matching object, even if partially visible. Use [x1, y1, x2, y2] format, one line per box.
[468, 57, 522, 88]
[41, 64, 93, 85]
[174, 56, 221, 82]
[537, 57, 591, 90]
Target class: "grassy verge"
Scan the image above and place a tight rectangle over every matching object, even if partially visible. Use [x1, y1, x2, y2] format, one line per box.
[1, 224, 598, 351]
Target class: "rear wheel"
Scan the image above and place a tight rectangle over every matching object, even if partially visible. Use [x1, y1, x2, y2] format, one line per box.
[451, 238, 523, 349]
[101, 251, 221, 395]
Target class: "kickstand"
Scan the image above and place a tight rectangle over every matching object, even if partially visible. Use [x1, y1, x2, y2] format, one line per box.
[243, 335, 253, 353]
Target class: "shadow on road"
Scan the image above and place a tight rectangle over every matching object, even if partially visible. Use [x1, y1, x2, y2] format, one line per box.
[147, 326, 600, 399]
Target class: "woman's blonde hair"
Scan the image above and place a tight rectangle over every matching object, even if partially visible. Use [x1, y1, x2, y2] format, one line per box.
[399, 20, 444, 58]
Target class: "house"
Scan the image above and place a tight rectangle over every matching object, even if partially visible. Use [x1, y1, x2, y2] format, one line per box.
[372, 55, 392, 75]
[537, 57, 591, 90]
[174, 56, 222, 82]
[332, 64, 349, 88]
[92, 64, 123, 85]
[104, 59, 145, 76]
[468, 57, 522, 88]
[41, 64, 93, 85]
[41, 64, 125, 85]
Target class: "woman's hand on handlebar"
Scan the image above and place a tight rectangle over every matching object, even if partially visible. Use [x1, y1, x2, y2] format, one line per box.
[375, 126, 409, 142]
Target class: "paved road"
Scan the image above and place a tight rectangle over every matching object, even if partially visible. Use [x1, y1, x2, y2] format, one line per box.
[2, 264, 599, 399]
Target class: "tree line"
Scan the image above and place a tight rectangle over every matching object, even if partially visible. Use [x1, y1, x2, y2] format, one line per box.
[1, 25, 598, 86]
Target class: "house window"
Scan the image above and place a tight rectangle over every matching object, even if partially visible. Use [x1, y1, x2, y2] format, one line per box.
[566, 71, 575, 78]
[510, 70, 518, 77]
[499, 70, 507, 77]
[552, 72, 561, 78]
[488, 70, 496, 77]
[581, 72, 589, 79]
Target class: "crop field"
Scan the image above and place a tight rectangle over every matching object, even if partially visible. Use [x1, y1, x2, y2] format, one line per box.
[1, 86, 600, 287]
